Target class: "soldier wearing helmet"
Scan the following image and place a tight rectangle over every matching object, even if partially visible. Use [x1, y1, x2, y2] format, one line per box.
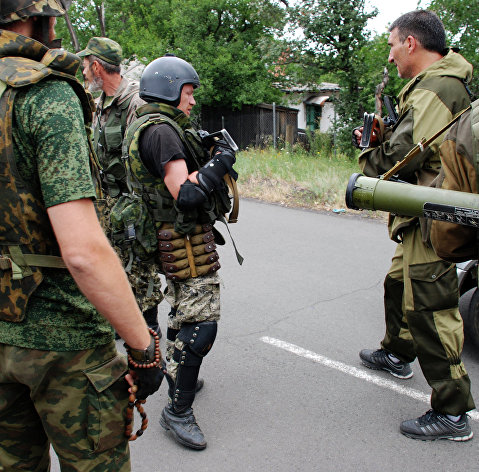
[0, 1, 164, 469]
[123, 54, 238, 450]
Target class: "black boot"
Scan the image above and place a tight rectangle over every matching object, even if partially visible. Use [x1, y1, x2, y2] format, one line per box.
[160, 321, 216, 449]
[159, 406, 206, 450]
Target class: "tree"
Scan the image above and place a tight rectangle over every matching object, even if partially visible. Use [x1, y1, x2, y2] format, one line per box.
[56, 0, 289, 109]
[289, 0, 377, 155]
[423, 0, 479, 97]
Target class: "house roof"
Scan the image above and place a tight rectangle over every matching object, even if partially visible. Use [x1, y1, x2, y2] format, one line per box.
[284, 82, 340, 93]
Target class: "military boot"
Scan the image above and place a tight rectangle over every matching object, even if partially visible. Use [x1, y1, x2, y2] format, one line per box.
[160, 406, 206, 450]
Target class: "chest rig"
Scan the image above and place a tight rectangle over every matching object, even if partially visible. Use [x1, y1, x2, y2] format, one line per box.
[124, 102, 231, 234]
[0, 30, 100, 322]
[116, 102, 233, 279]
[94, 89, 137, 197]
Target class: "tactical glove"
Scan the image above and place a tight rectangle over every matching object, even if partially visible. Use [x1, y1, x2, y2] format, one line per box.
[125, 331, 165, 400]
[197, 147, 236, 193]
[130, 363, 165, 400]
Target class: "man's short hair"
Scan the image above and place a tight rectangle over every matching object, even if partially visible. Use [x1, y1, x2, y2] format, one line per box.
[86, 55, 121, 75]
[389, 10, 446, 54]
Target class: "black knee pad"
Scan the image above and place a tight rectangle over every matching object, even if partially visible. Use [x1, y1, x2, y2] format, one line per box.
[178, 321, 217, 358]
[173, 321, 217, 366]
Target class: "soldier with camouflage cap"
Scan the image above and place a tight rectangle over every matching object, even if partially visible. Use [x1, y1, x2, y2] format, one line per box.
[0, 1, 164, 470]
[78, 36, 163, 336]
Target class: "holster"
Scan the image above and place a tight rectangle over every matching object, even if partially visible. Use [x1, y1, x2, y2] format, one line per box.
[158, 223, 220, 281]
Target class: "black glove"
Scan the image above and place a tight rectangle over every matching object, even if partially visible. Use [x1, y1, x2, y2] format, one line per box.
[197, 147, 236, 193]
[125, 331, 165, 400]
[130, 363, 165, 400]
[212, 145, 236, 162]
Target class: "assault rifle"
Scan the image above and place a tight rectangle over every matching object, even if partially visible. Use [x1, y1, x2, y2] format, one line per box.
[198, 129, 239, 153]
[359, 95, 399, 149]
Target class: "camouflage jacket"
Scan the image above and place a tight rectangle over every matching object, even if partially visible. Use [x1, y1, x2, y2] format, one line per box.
[0, 29, 96, 323]
[358, 50, 473, 242]
[430, 99, 479, 262]
[123, 102, 232, 235]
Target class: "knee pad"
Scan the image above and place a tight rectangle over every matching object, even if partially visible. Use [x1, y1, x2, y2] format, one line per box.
[173, 321, 217, 366]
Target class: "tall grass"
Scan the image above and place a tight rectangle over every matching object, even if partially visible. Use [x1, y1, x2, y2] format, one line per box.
[235, 145, 362, 212]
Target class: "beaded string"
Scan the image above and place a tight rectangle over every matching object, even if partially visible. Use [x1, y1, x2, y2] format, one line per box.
[125, 385, 148, 441]
[125, 328, 161, 441]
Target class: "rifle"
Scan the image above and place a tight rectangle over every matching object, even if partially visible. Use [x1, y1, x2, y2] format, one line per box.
[198, 128, 239, 153]
[359, 95, 398, 149]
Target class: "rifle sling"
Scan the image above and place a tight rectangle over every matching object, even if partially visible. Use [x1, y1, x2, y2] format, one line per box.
[382, 106, 472, 181]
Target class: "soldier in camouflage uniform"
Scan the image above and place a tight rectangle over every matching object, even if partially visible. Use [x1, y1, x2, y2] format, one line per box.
[0, 2, 164, 470]
[123, 55, 237, 450]
[353, 10, 475, 441]
[78, 36, 163, 335]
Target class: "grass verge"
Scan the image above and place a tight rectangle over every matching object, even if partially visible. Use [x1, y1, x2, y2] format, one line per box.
[235, 146, 386, 220]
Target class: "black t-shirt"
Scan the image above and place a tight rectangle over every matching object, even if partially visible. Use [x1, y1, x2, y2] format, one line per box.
[139, 123, 186, 179]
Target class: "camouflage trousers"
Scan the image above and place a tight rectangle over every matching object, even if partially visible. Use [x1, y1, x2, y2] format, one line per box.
[381, 224, 475, 415]
[0, 342, 131, 472]
[165, 273, 221, 382]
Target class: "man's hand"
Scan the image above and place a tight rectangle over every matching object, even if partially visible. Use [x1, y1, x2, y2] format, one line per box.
[352, 126, 363, 148]
[197, 147, 236, 192]
[126, 364, 165, 400]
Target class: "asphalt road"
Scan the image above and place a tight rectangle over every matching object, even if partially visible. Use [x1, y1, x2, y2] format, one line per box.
[51, 198, 479, 471]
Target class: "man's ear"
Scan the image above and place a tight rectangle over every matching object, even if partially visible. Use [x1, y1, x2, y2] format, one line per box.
[406, 35, 418, 54]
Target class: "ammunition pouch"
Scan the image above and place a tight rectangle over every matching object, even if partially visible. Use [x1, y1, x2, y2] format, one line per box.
[158, 223, 221, 281]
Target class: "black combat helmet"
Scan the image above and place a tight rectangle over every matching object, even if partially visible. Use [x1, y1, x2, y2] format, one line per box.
[0, 0, 70, 24]
[139, 54, 200, 106]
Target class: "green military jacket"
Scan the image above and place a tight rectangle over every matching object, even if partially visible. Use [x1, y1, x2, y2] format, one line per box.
[359, 50, 473, 242]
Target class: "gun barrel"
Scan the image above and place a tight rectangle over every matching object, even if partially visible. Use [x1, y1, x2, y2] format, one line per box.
[345, 173, 479, 227]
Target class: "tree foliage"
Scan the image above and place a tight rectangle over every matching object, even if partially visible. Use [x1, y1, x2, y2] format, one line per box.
[56, 0, 288, 108]
[424, 0, 479, 97]
[289, 0, 377, 154]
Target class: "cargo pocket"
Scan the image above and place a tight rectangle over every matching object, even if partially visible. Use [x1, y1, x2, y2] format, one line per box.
[84, 354, 128, 452]
[409, 260, 458, 312]
[103, 125, 123, 152]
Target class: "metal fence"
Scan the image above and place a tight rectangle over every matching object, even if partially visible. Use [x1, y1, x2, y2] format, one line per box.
[201, 103, 299, 150]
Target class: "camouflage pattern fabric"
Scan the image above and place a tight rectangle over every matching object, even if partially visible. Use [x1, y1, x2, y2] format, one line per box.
[0, 342, 130, 471]
[165, 273, 220, 381]
[0, 0, 66, 24]
[77, 37, 123, 66]
[0, 32, 112, 352]
[382, 224, 475, 415]
[105, 194, 163, 311]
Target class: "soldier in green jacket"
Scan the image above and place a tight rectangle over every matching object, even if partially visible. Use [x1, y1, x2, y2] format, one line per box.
[0, 2, 164, 469]
[353, 10, 475, 441]
[78, 37, 163, 336]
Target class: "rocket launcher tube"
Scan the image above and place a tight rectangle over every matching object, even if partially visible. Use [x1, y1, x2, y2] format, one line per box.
[345, 173, 479, 228]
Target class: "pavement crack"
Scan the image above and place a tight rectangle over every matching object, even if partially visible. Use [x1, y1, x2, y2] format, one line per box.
[224, 278, 383, 340]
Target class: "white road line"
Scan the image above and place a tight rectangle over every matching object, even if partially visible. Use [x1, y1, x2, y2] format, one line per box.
[261, 336, 479, 422]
